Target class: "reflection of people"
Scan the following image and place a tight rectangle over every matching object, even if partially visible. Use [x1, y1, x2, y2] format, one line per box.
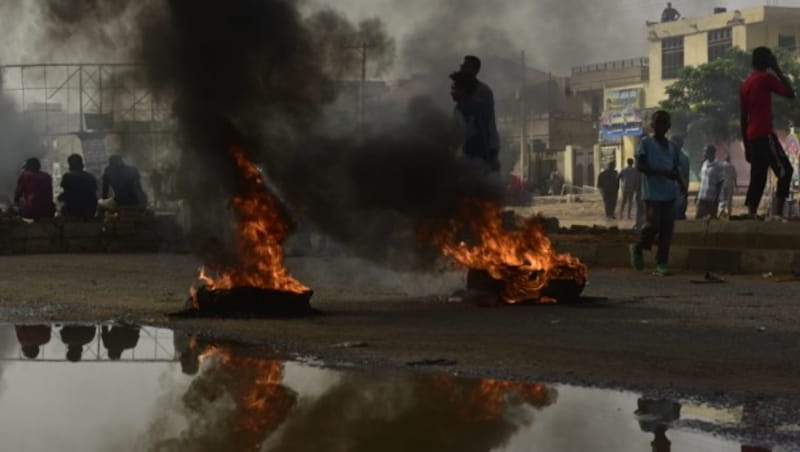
[597, 162, 620, 219]
[15, 325, 51, 359]
[100, 155, 148, 210]
[661, 2, 681, 22]
[101, 325, 141, 360]
[630, 111, 685, 276]
[636, 398, 681, 452]
[58, 154, 98, 219]
[741, 47, 795, 218]
[14, 158, 55, 220]
[60, 325, 96, 362]
[460, 55, 500, 172]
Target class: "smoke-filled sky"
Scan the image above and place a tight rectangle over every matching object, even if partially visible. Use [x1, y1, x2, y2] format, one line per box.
[0, 0, 797, 73]
[309, 0, 800, 73]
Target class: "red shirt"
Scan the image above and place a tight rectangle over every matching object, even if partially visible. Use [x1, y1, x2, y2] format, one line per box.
[14, 170, 55, 219]
[740, 71, 791, 141]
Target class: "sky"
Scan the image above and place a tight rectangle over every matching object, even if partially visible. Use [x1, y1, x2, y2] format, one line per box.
[1, 1, 800, 76]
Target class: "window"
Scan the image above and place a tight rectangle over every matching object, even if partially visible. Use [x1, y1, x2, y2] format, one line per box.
[779, 34, 797, 51]
[662, 36, 684, 79]
[708, 28, 732, 61]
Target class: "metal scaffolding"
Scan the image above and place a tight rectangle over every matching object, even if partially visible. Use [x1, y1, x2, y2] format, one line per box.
[0, 63, 172, 137]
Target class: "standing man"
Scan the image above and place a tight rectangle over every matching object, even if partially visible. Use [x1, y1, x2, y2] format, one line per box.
[460, 56, 500, 172]
[619, 159, 638, 220]
[14, 158, 55, 220]
[630, 111, 685, 276]
[696, 145, 725, 219]
[661, 2, 681, 22]
[672, 136, 690, 220]
[450, 71, 492, 167]
[597, 162, 620, 220]
[719, 155, 738, 218]
[58, 154, 98, 219]
[741, 47, 795, 219]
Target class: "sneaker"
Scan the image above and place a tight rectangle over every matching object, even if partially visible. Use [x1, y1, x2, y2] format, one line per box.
[652, 265, 670, 276]
[629, 244, 644, 270]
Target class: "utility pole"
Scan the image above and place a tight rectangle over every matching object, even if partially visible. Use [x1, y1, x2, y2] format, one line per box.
[360, 42, 367, 133]
[519, 50, 528, 185]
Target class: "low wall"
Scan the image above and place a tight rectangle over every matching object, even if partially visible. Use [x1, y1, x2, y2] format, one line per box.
[0, 213, 187, 255]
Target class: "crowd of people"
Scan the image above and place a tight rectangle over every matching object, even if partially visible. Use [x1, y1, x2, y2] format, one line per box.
[12, 154, 148, 222]
[628, 46, 794, 276]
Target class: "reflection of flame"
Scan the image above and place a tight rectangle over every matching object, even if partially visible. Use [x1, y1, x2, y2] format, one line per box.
[422, 200, 587, 303]
[427, 374, 553, 421]
[190, 144, 308, 306]
[199, 346, 294, 452]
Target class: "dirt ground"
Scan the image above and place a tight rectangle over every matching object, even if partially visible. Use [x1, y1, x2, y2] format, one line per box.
[2, 253, 799, 404]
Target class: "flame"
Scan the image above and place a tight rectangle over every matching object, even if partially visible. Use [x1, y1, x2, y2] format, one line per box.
[191, 144, 308, 304]
[422, 200, 587, 303]
[196, 345, 294, 452]
[425, 374, 554, 422]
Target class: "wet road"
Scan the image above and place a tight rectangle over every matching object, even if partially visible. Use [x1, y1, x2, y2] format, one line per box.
[0, 254, 798, 406]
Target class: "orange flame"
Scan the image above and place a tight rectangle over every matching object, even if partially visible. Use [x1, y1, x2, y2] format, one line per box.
[197, 346, 294, 452]
[422, 200, 587, 303]
[425, 374, 554, 421]
[191, 144, 308, 304]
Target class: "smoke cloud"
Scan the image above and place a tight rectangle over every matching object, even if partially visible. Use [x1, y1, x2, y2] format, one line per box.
[0, 95, 46, 201]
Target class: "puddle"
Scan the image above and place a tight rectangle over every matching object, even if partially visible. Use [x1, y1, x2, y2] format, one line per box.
[0, 323, 796, 452]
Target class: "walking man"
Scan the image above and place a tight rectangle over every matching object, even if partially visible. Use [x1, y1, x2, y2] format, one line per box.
[597, 162, 620, 220]
[719, 156, 738, 218]
[460, 56, 500, 171]
[618, 158, 638, 220]
[741, 47, 795, 218]
[630, 111, 686, 276]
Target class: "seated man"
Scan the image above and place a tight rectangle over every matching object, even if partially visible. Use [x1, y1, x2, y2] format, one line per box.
[14, 158, 55, 220]
[99, 155, 148, 211]
[58, 154, 98, 219]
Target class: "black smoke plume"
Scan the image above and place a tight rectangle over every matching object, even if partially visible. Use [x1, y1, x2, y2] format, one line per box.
[42, 0, 503, 265]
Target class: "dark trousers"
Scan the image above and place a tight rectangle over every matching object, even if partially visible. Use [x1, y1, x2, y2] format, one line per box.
[746, 134, 794, 210]
[695, 199, 719, 219]
[602, 192, 618, 218]
[620, 191, 635, 219]
[636, 200, 676, 266]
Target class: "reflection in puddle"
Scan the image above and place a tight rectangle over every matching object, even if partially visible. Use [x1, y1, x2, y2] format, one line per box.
[0, 324, 794, 452]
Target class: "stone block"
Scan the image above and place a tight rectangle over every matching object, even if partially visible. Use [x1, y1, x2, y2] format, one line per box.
[24, 238, 64, 254]
[11, 223, 60, 239]
[62, 222, 104, 238]
[64, 239, 105, 253]
[739, 250, 795, 274]
[686, 248, 742, 273]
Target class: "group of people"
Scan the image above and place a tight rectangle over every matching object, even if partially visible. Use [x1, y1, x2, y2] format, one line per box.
[15, 324, 140, 362]
[13, 154, 147, 221]
[630, 46, 794, 275]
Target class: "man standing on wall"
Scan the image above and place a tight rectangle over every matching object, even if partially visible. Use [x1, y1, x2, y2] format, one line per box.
[740, 47, 795, 219]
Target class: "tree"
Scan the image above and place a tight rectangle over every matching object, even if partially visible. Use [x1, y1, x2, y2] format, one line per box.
[659, 47, 800, 169]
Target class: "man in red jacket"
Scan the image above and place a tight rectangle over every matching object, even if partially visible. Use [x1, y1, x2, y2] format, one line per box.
[740, 47, 796, 218]
[14, 158, 55, 220]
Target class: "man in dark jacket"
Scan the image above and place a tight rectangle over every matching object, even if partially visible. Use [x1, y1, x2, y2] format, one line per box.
[597, 162, 620, 219]
[59, 154, 98, 219]
[100, 155, 147, 209]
